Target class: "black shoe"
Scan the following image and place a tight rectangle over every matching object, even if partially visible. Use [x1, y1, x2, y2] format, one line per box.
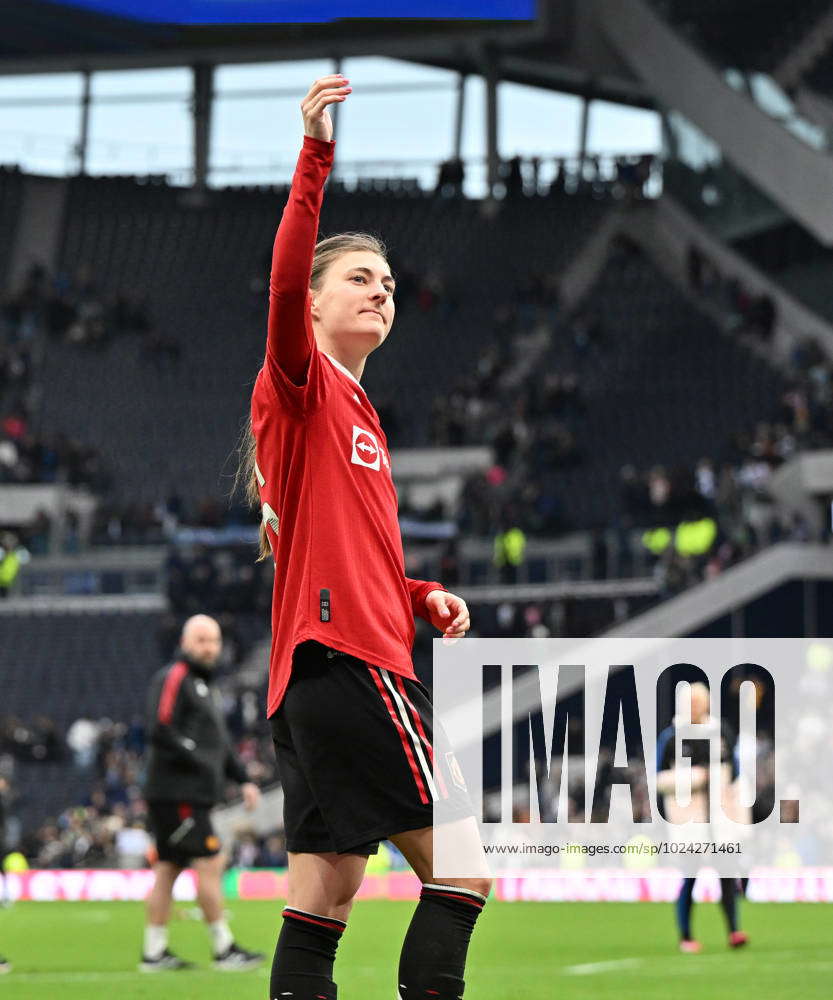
[138, 949, 194, 972]
[0, 955, 10, 974]
[213, 942, 265, 971]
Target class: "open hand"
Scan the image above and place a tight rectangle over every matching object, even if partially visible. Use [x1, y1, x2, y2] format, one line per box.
[302, 74, 352, 142]
[425, 590, 471, 640]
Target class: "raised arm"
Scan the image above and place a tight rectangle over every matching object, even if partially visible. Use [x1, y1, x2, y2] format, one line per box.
[266, 75, 351, 386]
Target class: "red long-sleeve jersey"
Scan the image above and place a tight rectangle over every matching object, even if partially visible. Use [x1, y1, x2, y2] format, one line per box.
[252, 135, 444, 717]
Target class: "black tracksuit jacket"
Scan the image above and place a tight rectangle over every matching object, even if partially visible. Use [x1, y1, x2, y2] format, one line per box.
[144, 655, 248, 805]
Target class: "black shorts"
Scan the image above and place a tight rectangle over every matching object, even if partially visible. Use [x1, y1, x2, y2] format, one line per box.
[270, 640, 473, 855]
[147, 801, 221, 867]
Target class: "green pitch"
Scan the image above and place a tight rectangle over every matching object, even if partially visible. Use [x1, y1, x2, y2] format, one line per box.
[1, 898, 831, 999]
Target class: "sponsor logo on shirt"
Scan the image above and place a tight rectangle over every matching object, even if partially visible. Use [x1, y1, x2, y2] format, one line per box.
[351, 425, 382, 471]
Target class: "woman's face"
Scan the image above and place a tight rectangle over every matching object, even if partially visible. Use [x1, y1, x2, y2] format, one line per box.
[310, 250, 395, 352]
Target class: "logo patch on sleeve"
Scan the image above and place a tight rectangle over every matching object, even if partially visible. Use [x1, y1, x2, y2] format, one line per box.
[351, 425, 381, 470]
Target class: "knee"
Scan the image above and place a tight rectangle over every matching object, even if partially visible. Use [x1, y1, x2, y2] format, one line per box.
[332, 895, 356, 923]
[195, 854, 224, 882]
[154, 861, 183, 886]
[287, 877, 361, 917]
[469, 877, 493, 900]
[443, 877, 492, 900]
[331, 886, 358, 911]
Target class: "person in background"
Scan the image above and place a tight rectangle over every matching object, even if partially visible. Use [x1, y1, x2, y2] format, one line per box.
[656, 683, 749, 953]
[140, 614, 264, 972]
[238, 75, 487, 1000]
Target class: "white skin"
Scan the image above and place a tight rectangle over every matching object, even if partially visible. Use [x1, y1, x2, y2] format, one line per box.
[310, 249, 396, 383]
[145, 615, 260, 933]
[289, 76, 490, 917]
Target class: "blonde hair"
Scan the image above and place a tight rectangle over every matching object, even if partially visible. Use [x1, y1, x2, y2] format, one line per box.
[236, 232, 389, 560]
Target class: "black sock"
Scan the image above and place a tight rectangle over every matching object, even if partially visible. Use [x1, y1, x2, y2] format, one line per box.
[719, 878, 738, 933]
[399, 883, 487, 1000]
[270, 906, 346, 1000]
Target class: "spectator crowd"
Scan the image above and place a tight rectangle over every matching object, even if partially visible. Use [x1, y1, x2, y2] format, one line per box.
[3, 687, 283, 871]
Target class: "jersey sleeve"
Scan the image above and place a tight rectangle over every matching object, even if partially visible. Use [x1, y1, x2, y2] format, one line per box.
[264, 135, 335, 409]
[406, 577, 446, 622]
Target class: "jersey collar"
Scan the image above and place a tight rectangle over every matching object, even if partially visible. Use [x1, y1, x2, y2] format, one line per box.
[323, 352, 367, 396]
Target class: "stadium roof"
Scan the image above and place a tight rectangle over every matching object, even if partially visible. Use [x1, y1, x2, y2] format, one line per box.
[0, 0, 653, 109]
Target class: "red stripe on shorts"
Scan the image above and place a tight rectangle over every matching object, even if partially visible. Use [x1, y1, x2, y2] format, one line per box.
[368, 666, 429, 805]
[394, 674, 448, 799]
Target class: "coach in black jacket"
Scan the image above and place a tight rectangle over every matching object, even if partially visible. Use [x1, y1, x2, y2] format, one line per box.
[145, 649, 248, 805]
[140, 614, 263, 973]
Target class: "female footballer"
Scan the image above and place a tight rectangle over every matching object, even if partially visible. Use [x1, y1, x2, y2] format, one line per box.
[240, 74, 491, 1000]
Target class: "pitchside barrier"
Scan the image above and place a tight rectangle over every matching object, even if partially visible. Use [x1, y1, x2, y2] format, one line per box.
[5, 868, 833, 903]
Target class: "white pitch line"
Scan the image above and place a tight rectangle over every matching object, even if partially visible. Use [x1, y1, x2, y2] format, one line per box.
[563, 958, 642, 976]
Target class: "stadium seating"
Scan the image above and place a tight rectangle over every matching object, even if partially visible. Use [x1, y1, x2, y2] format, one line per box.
[650, 0, 831, 74]
[0, 609, 160, 830]
[0, 606, 268, 832]
[535, 241, 784, 529]
[31, 172, 788, 535]
[37, 175, 607, 507]
[0, 609, 161, 731]
[733, 219, 833, 324]
[0, 174, 807, 841]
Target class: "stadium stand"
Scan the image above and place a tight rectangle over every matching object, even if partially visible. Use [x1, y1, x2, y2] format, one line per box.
[732, 217, 833, 326]
[31, 173, 785, 538]
[456, 237, 785, 532]
[0, 604, 272, 837]
[0, 149, 828, 847]
[0, 608, 160, 832]
[35, 174, 607, 510]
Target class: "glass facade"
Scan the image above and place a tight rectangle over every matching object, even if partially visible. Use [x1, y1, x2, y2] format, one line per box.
[0, 60, 661, 193]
